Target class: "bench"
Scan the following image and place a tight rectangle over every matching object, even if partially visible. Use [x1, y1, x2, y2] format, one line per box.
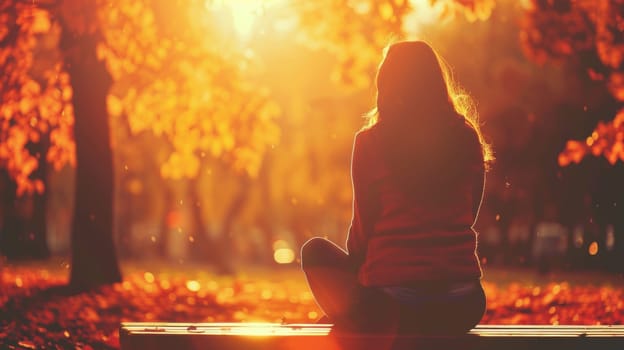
[119, 322, 624, 349]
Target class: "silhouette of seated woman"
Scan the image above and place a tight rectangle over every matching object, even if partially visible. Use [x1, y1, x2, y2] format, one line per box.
[301, 40, 493, 334]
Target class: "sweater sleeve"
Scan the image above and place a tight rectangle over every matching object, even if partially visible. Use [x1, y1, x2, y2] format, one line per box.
[470, 129, 486, 224]
[346, 133, 370, 268]
[473, 168, 485, 223]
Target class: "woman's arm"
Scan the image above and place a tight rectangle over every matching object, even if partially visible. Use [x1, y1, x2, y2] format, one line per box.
[346, 133, 369, 269]
[472, 129, 486, 223]
[472, 168, 485, 222]
[347, 199, 366, 268]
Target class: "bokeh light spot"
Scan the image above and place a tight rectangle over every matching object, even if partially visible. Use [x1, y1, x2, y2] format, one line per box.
[143, 272, 155, 283]
[186, 280, 201, 292]
[588, 241, 599, 256]
[274, 248, 295, 264]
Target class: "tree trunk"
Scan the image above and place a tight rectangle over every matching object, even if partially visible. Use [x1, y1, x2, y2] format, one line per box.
[188, 176, 233, 273]
[63, 30, 121, 289]
[255, 158, 276, 264]
[157, 182, 173, 259]
[218, 176, 251, 268]
[115, 181, 134, 258]
[25, 136, 51, 260]
[0, 157, 49, 261]
[0, 170, 21, 260]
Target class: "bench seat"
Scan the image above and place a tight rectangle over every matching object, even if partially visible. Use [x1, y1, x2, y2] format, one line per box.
[120, 322, 624, 349]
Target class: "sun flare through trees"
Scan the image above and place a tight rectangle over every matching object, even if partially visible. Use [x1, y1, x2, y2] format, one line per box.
[1, 3, 624, 342]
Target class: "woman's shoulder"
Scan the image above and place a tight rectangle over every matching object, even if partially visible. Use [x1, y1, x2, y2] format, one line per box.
[452, 117, 479, 146]
[355, 124, 377, 138]
[352, 125, 386, 167]
[456, 118, 484, 164]
[354, 124, 380, 148]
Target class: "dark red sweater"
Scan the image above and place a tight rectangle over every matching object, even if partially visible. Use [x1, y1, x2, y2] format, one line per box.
[346, 124, 484, 287]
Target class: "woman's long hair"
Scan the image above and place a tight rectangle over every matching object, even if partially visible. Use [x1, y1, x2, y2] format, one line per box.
[365, 41, 493, 201]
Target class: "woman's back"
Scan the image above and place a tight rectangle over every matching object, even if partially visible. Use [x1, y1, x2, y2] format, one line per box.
[350, 120, 484, 286]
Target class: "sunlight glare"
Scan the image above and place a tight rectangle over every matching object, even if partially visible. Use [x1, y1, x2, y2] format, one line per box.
[403, 0, 446, 35]
[274, 248, 295, 264]
[221, 323, 332, 336]
[272, 239, 289, 250]
[210, 0, 265, 38]
[186, 279, 201, 292]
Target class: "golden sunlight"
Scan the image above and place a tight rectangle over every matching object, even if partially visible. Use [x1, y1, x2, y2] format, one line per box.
[403, 0, 446, 35]
[274, 248, 295, 264]
[186, 280, 201, 292]
[208, 323, 332, 336]
[209, 0, 266, 38]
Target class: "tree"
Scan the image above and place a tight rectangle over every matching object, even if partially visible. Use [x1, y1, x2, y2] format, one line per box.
[520, 0, 624, 270]
[2, 0, 280, 283]
[56, 0, 122, 289]
[1, 0, 122, 287]
[99, 0, 280, 269]
[0, 2, 74, 261]
[292, 0, 496, 88]
[519, 0, 624, 166]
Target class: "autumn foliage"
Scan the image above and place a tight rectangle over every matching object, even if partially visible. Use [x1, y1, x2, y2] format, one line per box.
[1, 1, 624, 348]
[1, 0, 280, 198]
[99, 0, 280, 179]
[3, 0, 623, 197]
[293, 0, 495, 88]
[1, 265, 623, 349]
[0, 3, 75, 196]
[2, 0, 501, 196]
[559, 109, 624, 166]
[519, 0, 624, 166]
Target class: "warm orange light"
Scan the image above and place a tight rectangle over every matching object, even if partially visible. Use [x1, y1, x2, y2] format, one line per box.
[210, 0, 264, 38]
[402, 0, 445, 35]
[143, 272, 155, 283]
[588, 241, 599, 256]
[272, 239, 289, 250]
[261, 289, 272, 300]
[273, 248, 295, 264]
[165, 210, 182, 228]
[586, 136, 594, 146]
[126, 179, 143, 194]
[229, 323, 332, 336]
[160, 279, 171, 290]
[186, 280, 201, 292]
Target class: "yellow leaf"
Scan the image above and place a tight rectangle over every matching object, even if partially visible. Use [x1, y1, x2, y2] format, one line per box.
[34, 179, 45, 194]
[107, 94, 123, 117]
[19, 98, 34, 115]
[31, 9, 51, 34]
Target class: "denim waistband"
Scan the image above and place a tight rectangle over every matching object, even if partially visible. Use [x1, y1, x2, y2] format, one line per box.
[381, 281, 480, 302]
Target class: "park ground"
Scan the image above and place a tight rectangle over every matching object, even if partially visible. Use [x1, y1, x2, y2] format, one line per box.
[1, 259, 623, 349]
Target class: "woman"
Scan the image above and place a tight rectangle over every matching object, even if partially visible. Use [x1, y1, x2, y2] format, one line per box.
[300, 40, 493, 334]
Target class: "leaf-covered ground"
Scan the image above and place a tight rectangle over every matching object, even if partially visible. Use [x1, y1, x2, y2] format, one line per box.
[1, 261, 623, 349]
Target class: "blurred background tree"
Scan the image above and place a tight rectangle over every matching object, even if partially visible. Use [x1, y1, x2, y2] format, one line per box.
[1, 2, 74, 262]
[520, 0, 624, 270]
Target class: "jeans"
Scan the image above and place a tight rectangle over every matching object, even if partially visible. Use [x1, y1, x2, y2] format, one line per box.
[301, 237, 486, 334]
